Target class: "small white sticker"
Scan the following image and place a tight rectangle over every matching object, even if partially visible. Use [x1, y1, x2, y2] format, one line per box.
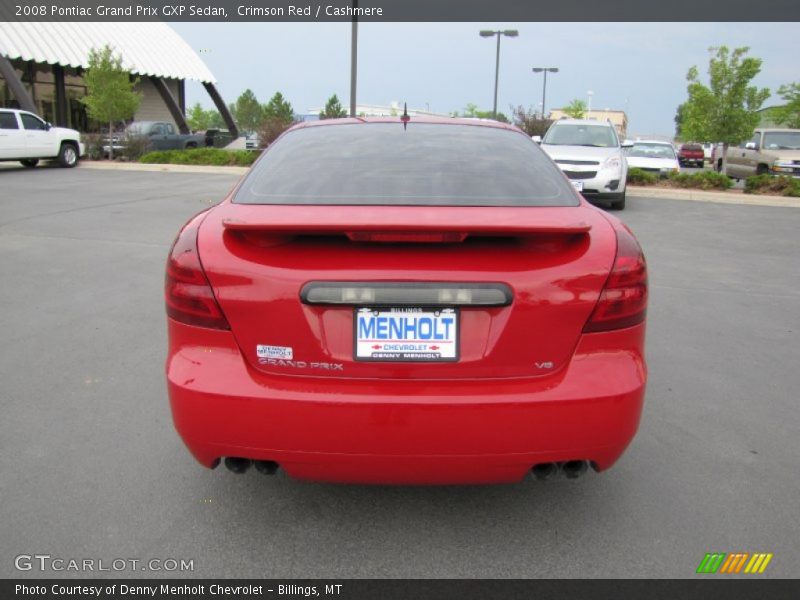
[257, 345, 293, 359]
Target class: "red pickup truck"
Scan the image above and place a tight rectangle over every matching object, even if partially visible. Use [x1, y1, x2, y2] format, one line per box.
[678, 143, 705, 168]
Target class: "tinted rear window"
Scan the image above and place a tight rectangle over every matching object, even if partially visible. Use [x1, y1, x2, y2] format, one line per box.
[234, 123, 578, 207]
[0, 112, 19, 129]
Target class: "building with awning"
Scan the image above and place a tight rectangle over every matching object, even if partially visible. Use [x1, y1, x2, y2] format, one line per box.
[0, 22, 237, 137]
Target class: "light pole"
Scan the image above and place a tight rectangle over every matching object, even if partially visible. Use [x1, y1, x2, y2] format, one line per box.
[532, 67, 558, 119]
[350, 0, 358, 117]
[479, 29, 518, 119]
[587, 90, 594, 119]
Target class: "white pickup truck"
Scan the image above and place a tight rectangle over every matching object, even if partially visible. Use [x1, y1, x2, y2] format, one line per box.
[0, 108, 85, 168]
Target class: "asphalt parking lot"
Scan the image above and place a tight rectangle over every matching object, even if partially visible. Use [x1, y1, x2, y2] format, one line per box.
[1, 165, 798, 578]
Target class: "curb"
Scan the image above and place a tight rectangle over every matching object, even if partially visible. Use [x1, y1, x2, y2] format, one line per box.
[78, 161, 249, 176]
[627, 186, 800, 208]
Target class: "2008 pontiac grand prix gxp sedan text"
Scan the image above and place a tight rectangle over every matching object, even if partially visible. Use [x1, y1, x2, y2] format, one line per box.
[165, 117, 648, 484]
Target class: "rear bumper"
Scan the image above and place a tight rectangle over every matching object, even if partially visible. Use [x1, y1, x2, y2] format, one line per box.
[167, 320, 646, 484]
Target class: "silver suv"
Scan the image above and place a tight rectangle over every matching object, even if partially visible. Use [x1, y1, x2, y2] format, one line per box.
[536, 119, 631, 210]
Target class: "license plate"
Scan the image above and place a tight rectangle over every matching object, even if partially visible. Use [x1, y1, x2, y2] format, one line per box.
[570, 180, 584, 192]
[354, 307, 458, 362]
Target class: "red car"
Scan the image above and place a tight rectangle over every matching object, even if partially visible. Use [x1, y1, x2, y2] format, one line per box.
[678, 143, 705, 168]
[165, 117, 648, 485]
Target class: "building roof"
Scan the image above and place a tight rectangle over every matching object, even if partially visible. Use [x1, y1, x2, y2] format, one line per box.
[0, 22, 215, 83]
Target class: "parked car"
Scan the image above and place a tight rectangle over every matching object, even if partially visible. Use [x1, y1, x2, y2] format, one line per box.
[624, 140, 680, 177]
[701, 142, 715, 164]
[678, 143, 705, 168]
[0, 108, 84, 168]
[534, 118, 631, 210]
[103, 121, 204, 155]
[721, 128, 800, 179]
[165, 117, 648, 484]
[244, 131, 260, 150]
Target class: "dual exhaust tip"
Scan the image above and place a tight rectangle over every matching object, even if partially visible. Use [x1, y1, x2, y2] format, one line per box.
[223, 457, 589, 480]
[223, 457, 279, 475]
[531, 460, 589, 480]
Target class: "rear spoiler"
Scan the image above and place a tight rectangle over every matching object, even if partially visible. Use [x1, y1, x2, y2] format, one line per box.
[220, 205, 592, 238]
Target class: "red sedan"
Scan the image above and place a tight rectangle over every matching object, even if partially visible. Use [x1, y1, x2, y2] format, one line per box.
[165, 117, 648, 484]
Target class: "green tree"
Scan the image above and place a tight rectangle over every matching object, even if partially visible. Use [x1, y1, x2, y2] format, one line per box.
[186, 102, 210, 131]
[186, 103, 225, 131]
[81, 45, 142, 160]
[319, 94, 347, 120]
[262, 92, 294, 125]
[674, 102, 687, 140]
[680, 46, 770, 172]
[562, 99, 587, 119]
[772, 83, 800, 128]
[460, 103, 509, 123]
[231, 89, 263, 132]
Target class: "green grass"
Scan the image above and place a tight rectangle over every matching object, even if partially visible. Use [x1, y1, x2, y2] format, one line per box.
[666, 170, 733, 190]
[744, 174, 800, 197]
[627, 168, 733, 191]
[626, 167, 658, 186]
[139, 148, 259, 167]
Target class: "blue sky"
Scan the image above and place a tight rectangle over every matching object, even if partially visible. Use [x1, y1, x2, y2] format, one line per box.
[171, 22, 796, 137]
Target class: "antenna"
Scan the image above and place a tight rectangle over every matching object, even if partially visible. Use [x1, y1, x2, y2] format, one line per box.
[401, 102, 410, 130]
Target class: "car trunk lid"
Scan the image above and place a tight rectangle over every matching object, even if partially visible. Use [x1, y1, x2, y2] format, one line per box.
[199, 202, 616, 380]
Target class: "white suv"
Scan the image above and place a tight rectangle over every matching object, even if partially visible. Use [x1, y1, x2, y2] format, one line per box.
[0, 109, 85, 168]
[536, 118, 631, 210]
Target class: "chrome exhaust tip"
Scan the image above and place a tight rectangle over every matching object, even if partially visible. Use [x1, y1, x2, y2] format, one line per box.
[531, 462, 559, 481]
[254, 460, 279, 475]
[223, 457, 252, 474]
[562, 460, 589, 479]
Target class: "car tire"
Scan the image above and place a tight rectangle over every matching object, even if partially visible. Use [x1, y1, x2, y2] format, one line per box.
[20, 159, 39, 168]
[186, 142, 198, 149]
[756, 164, 770, 176]
[57, 142, 79, 168]
[610, 191, 626, 211]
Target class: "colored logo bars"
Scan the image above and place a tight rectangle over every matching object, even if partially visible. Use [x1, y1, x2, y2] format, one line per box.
[696, 552, 773, 574]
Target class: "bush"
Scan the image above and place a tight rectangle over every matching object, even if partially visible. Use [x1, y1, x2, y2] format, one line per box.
[627, 168, 658, 186]
[120, 133, 150, 162]
[81, 133, 104, 160]
[666, 170, 733, 190]
[257, 117, 296, 149]
[744, 174, 800, 197]
[139, 148, 259, 167]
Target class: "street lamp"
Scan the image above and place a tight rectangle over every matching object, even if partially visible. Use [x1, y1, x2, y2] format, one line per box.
[479, 29, 519, 119]
[532, 67, 558, 119]
[350, 0, 359, 117]
[587, 90, 594, 119]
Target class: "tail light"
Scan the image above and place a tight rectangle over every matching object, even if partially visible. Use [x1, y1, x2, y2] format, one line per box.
[165, 213, 230, 330]
[583, 225, 647, 332]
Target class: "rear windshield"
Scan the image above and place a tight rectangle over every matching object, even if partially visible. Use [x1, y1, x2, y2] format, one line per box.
[626, 143, 676, 159]
[542, 123, 619, 148]
[234, 123, 578, 206]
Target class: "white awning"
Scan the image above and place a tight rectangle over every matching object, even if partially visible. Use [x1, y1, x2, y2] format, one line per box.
[0, 22, 215, 83]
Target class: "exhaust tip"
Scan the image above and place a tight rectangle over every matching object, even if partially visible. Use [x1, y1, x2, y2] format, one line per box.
[562, 460, 589, 479]
[531, 462, 559, 481]
[254, 460, 279, 475]
[223, 457, 252, 474]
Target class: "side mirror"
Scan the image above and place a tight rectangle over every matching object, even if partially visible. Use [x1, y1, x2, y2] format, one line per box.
[621, 140, 634, 148]
[745, 142, 758, 150]
[532, 135, 542, 144]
